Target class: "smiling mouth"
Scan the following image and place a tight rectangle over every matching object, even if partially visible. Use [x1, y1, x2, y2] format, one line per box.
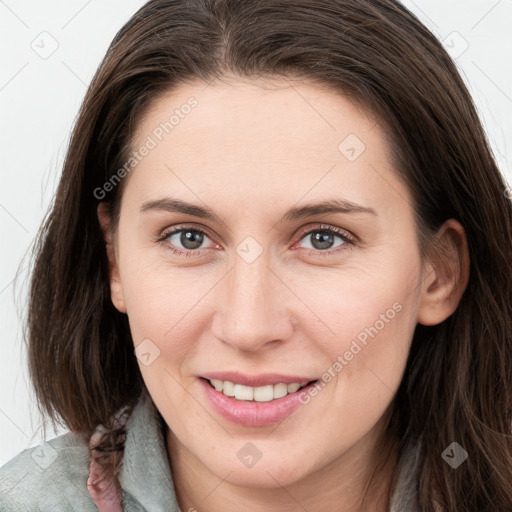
[200, 377, 319, 402]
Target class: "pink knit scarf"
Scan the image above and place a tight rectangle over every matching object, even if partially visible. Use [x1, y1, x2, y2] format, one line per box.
[86, 406, 131, 512]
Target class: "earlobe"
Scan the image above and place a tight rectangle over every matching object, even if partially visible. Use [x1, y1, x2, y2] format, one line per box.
[97, 202, 127, 314]
[417, 219, 470, 326]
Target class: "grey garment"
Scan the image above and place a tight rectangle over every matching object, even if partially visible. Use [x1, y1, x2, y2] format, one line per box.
[0, 390, 180, 512]
[0, 390, 420, 511]
[389, 437, 422, 512]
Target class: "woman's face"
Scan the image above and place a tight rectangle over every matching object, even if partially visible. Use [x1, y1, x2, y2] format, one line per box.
[102, 76, 431, 491]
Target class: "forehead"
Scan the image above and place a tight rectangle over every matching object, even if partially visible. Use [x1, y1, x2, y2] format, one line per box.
[125, 76, 409, 216]
[133, 75, 381, 155]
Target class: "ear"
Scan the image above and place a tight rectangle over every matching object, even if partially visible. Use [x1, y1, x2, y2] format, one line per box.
[417, 219, 470, 326]
[97, 202, 127, 314]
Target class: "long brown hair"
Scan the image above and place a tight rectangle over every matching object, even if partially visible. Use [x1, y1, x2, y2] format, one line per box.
[19, 1, 512, 510]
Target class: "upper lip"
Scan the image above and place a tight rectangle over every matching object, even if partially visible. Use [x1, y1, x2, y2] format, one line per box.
[200, 371, 318, 388]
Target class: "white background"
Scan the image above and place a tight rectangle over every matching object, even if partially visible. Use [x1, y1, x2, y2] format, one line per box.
[1, 0, 511, 466]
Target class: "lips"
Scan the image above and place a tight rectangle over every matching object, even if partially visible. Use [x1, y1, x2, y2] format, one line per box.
[200, 371, 318, 388]
[198, 372, 321, 427]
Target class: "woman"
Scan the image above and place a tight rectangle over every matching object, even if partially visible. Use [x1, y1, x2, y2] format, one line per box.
[1, 0, 511, 511]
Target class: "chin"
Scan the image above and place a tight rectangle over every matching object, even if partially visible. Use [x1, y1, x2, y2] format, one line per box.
[203, 452, 311, 489]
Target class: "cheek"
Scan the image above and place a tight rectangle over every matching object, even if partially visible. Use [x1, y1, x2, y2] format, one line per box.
[294, 285, 417, 451]
[119, 258, 219, 375]
[303, 288, 414, 397]
[295, 248, 420, 391]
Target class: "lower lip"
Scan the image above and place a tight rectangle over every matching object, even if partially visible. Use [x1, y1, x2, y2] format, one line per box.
[199, 378, 318, 427]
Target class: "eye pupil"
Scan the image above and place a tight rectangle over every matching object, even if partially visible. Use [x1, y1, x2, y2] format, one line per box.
[311, 231, 334, 250]
[181, 230, 203, 249]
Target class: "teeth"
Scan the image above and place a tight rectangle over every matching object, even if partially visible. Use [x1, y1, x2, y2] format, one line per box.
[253, 384, 273, 402]
[287, 383, 301, 393]
[211, 379, 223, 392]
[273, 383, 288, 399]
[222, 380, 235, 396]
[234, 384, 254, 401]
[208, 379, 313, 401]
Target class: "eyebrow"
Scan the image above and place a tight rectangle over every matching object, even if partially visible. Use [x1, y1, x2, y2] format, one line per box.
[139, 197, 378, 222]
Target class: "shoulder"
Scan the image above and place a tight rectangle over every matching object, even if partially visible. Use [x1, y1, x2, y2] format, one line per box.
[0, 431, 99, 511]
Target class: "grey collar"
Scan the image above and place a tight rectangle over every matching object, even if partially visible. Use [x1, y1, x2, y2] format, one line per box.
[119, 389, 181, 512]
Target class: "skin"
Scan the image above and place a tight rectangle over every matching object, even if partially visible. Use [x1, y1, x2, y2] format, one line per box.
[98, 75, 469, 512]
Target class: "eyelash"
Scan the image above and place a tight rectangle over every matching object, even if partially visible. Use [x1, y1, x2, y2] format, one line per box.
[157, 223, 356, 258]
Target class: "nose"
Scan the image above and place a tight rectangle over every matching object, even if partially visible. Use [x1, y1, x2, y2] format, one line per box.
[211, 251, 294, 353]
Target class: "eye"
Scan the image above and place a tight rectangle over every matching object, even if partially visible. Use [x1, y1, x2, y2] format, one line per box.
[294, 224, 355, 255]
[158, 225, 216, 257]
[157, 223, 356, 258]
